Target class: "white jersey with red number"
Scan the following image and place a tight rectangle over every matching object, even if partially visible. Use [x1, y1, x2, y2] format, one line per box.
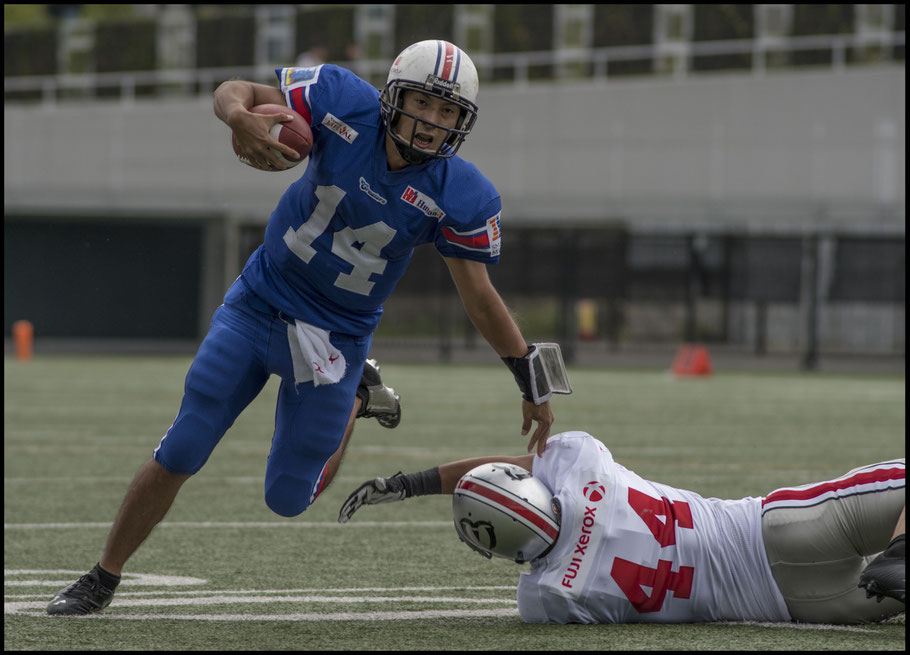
[516, 432, 791, 624]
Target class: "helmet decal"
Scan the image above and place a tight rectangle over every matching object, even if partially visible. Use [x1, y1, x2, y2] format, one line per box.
[459, 518, 497, 549]
[452, 462, 560, 563]
[456, 477, 559, 542]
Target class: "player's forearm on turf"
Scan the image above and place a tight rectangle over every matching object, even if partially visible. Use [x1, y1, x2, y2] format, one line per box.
[439, 454, 535, 493]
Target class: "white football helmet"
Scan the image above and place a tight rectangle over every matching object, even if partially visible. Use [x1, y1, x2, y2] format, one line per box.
[380, 39, 479, 163]
[453, 462, 561, 564]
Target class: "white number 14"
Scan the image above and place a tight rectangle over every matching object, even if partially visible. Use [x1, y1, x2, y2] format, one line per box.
[282, 184, 397, 296]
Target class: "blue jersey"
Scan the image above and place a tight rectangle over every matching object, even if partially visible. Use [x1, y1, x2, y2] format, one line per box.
[239, 64, 502, 336]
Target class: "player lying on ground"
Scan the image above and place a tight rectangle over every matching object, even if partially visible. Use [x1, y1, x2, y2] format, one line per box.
[339, 424, 905, 624]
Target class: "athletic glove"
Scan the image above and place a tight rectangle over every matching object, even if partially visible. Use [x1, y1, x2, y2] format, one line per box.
[337, 467, 441, 524]
[337, 474, 407, 524]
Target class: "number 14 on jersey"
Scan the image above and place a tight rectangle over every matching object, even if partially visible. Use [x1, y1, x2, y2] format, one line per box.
[283, 185, 397, 296]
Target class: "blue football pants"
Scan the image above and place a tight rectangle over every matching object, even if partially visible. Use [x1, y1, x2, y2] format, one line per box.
[153, 278, 371, 517]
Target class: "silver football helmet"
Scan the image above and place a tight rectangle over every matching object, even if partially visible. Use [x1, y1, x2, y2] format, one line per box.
[380, 39, 479, 164]
[453, 462, 560, 564]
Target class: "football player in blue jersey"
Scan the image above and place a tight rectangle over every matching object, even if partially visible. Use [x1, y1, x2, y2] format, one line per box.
[47, 40, 560, 616]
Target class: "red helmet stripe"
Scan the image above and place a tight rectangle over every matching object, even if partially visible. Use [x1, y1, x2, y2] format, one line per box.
[457, 478, 559, 539]
[439, 41, 456, 80]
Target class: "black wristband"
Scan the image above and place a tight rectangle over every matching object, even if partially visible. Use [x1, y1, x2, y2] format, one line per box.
[395, 467, 442, 497]
[501, 345, 536, 402]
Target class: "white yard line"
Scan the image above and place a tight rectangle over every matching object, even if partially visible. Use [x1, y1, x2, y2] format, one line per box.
[4, 570, 209, 588]
[4, 475, 364, 484]
[4, 579, 888, 632]
[6, 578, 519, 620]
[41, 608, 521, 621]
[10, 594, 516, 615]
[78, 613, 883, 629]
[4, 571, 890, 632]
[4, 597, 887, 631]
[719, 620, 881, 634]
[6, 587, 516, 599]
[4, 520, 451, 529]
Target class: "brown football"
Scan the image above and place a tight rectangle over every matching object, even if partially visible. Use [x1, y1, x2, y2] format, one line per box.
[231, 104, 312, 170]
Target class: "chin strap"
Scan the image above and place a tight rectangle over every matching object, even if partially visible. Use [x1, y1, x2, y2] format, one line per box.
[393, 138, 433, 165]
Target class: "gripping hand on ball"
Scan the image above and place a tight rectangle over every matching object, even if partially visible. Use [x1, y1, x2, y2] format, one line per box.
[337, 474, 408, 524]
[230, 109, 300, 171]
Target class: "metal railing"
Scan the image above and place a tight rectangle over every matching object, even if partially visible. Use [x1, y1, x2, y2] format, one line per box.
[4, 32, 905, 104]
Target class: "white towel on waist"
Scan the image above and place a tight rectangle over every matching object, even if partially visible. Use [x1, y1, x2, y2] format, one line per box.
[289, 320, 346, 386]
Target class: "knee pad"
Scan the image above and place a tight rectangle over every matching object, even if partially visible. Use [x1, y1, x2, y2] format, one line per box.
[264, 473, 315, 518]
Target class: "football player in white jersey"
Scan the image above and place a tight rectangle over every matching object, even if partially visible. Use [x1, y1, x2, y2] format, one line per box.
[340, 420, 905, 625]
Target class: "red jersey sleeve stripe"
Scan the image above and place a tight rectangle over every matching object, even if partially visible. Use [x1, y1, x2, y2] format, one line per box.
[442, 227, 490, 249]
[290, 86, 312, 125]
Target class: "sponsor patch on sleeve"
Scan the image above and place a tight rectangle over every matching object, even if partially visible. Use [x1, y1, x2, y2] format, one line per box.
[486, 212, 502, 257]
[439, 212, 501, 258]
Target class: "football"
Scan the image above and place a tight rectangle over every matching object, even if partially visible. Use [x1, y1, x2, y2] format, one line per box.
[232, 104, 312, 170]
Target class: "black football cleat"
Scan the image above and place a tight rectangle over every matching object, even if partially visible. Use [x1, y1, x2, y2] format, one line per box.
[47, 565, 118, 616]
[356, 358, 401, 429]
[858, 534, 905, 604]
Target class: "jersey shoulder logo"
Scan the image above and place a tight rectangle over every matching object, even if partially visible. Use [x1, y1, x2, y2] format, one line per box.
[486, 212, 502, 257]
[401, 185, 445, 220]
[322, 112, 359, 144]
[283, 65, 322, 87]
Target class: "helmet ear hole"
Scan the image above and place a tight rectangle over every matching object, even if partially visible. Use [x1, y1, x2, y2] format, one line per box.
[453, 463, 560, 563]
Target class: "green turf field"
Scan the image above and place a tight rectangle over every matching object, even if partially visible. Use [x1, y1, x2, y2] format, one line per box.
[4, 355, 905, 650]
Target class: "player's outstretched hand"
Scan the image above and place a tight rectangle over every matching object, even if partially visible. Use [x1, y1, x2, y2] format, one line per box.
[523, 399, 554, 456]
[337, 475, 408, 523]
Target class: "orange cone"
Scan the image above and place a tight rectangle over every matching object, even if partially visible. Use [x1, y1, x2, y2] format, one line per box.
[672, 343, 712, 377]
[12, 320, 34, 362]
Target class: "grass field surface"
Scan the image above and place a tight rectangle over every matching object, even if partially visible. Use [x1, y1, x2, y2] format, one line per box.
[4, 355, 905, 650]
